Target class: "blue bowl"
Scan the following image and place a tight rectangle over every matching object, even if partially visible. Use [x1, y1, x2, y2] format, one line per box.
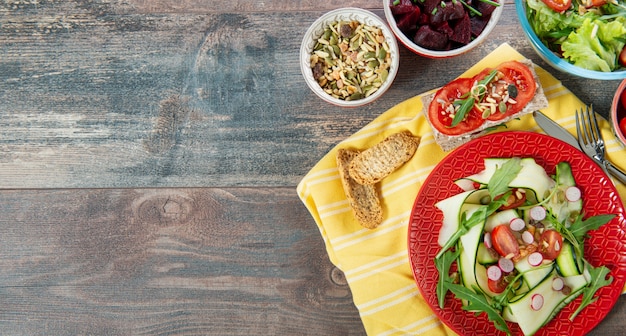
[515, 0, 626, 80]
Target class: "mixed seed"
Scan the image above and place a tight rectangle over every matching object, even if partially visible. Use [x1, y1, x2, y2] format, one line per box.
[310, 20, 393, 101]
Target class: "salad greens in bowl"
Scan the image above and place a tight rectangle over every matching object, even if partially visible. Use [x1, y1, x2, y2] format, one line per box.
[515, 0, 626, 79]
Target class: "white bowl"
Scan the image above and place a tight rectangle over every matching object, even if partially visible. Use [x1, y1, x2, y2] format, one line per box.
[383, 0, 503, 58]
[300, 8, 400, 107]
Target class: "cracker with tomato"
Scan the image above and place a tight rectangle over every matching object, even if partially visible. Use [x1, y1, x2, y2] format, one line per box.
[423, 59, 548, 151]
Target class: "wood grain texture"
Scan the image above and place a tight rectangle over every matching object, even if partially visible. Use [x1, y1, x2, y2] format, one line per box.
[0, 187, 625, 335]
[0, 2, 620, 188]
[0, 188, 365, 335]
[125, 0, 380, 13]
[2, 1, 626, 335]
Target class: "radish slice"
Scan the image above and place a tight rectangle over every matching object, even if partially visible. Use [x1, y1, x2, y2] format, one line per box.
[552, 277, 564, 291]
[528, 251, 544, 266]
[529, 206, 547, 221]
[487, 265, 502, 281]
[531, 294, 544, 311]
[522, 230, 535, 244]
[509, 218, 526, 231]
[565, 186, 582, 202]
[455, 179, 477, 191]
[484, 232, 493, 249]
[498, 257, 515, 273]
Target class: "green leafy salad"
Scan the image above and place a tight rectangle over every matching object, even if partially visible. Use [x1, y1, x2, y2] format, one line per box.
[434, 157, 616, 335]
[524, 0, 626, 72]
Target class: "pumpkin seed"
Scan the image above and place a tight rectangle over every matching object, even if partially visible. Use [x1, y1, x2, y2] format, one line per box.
[323, 29, 331, 40]
[378, 48, 387, 60]
[367, 60, 379, 69]
[379, 69, 388, 82]
[499, 101, 507, 113]
[348, 92, 364, 101]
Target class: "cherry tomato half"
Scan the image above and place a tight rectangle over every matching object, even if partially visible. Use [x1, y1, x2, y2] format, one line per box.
[491, 225, 520, 258]
[620, 46, 626, 68]
[474, 61, 537, 121]
[540, 0, 571, 12]
[428, 77, 485, 135]
[587, 0, 607, 7]
[539, 230, 564, 260]
[488, 277, 508, 294]
[619, 117, 626, 139]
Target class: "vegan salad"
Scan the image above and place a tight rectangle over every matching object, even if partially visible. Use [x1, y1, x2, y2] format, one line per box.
[435, 157, 616, 335]
[524, 0, 626, 72]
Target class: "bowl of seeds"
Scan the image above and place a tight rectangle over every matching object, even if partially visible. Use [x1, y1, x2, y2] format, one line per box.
[300, 8, 400, 107]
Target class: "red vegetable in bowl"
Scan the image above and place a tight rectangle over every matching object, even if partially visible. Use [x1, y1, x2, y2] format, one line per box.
[389, 0, 500, 51]
[539, 0, 571, 12]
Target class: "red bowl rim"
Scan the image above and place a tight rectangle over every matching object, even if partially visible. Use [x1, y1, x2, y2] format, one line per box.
[611, 79, 626, 146]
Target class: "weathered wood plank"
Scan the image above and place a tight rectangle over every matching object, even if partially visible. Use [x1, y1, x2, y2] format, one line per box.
[0, 187, 365, 335]
[0, 187, 625, 335]
[125, 0, 380, 13]
[0, 4, 620, 189]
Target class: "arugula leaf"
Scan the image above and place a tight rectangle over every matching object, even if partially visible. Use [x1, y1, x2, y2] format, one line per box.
[435, 248, 461, 309]
[569, 214, 616, 242]
[446, 283, 511, 335]
[488, 157, 522, 199]
[551, 213, 615, 272]
[569, 264, 613, 320]
[450, 97, 476, 127]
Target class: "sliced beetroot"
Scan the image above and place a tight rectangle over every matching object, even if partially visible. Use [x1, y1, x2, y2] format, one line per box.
[422, 0, 444, 15]
[450, 12, 472, 44]
[390, 0, 418, 16]
[434, 21, 454, 39]
[390, 0, 500, 51]
[391, 5, 416, 16]
[417, 13, 430, 26]
[470, 16, 489, 37]
[413, 25, 449, 50]
[396, 8, 421, 34]
[430, 1, 465, 26]
[475, 0, 498, 18]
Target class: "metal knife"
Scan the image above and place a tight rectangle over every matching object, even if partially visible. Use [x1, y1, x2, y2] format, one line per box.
[533, 111, 581, 150]
[533, 110, 626, 185]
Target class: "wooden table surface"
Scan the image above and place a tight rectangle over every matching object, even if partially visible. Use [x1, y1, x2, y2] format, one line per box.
[1, 0, 624, 334]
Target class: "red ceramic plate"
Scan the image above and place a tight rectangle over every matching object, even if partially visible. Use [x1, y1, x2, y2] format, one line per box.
[408, 131, 626, 336]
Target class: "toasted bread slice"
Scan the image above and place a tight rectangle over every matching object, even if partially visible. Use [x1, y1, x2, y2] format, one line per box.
[336, 149, 383, 229]
[348, 131, 420, 185]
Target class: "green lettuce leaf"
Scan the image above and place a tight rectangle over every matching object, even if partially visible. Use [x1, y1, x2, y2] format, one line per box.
[525, 0, 588, 38]
[561, 17, 626, 71]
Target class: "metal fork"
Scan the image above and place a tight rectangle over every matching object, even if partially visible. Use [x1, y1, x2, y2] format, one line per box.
[575, 105, 626, 184]
[575, 106, 610, 176]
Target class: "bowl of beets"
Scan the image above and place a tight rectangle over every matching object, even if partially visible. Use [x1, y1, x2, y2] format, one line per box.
[383, 0, 504, 58]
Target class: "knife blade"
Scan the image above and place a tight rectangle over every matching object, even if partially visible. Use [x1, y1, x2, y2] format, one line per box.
[533, 111, 581, 150]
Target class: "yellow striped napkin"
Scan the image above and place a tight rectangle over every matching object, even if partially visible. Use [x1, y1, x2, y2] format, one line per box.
[297, 43, 626, 336]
